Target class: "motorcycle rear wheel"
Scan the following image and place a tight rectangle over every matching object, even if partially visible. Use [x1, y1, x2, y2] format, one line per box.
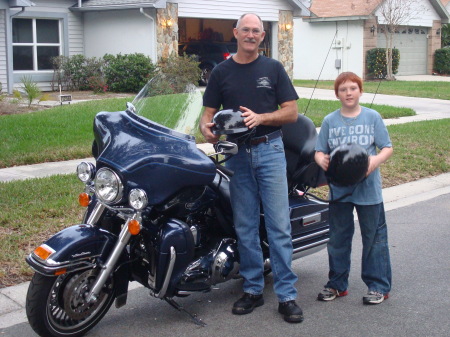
[26, 269, 116, 337]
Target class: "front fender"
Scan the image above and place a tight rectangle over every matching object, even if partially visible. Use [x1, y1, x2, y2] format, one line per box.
[26, 224, 118, 276]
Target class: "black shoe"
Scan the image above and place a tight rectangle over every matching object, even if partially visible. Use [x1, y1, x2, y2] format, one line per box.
[232, 293, 264, 315]
[278, 300, 304, 323]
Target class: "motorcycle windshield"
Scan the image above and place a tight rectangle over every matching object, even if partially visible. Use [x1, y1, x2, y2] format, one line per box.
[93, 74, 216, 206]
[130, 73, 203, 138]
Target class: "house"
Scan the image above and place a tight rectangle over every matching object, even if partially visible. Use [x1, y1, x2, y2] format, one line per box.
[293, 0, 450, 80]
[0, 0, 310, 94]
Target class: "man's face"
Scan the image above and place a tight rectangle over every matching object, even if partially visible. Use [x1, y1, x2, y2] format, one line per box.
[233, 14, 265, 54]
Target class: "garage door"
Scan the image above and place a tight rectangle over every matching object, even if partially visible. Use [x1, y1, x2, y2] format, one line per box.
[377, 26, 428, 75]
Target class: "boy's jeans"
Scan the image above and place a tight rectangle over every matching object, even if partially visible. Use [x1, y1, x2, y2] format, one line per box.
[326, 202, 392, 294]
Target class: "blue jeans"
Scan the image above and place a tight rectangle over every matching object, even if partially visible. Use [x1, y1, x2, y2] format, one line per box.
[326, 202, 392, 294]
[226, 136, 297, 303]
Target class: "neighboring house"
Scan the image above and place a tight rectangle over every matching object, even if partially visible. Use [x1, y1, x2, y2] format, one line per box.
[293, 0, 450, 80]
[0, 0, 310, 93]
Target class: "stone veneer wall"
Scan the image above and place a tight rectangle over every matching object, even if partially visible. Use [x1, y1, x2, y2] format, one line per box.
[428, 20, 442, 74]
[363, 18, 378, 79]
[156, 3, 179, 60]
[278, 10, 294, 80]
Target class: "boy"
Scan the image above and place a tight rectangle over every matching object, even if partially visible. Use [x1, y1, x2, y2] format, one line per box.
[314, 72, 393, 305]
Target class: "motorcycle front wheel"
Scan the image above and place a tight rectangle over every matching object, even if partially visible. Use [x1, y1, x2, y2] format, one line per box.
[26, 269, 116, 337]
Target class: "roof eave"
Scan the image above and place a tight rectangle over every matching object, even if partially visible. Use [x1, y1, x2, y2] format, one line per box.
[286, 0, 311, 17]
[70, 4, 160, 12]
[429, 0, 450, 23]
[303, 15, 371, 23]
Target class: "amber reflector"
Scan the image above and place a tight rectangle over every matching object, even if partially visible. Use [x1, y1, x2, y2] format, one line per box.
[78, 193, 90, 207]
[128, 219, 141, 235]
[34, 246, 53, 260]
[54, 268, 67, 276]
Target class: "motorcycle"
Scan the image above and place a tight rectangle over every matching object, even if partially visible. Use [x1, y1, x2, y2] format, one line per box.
[25, 73, 330, 337]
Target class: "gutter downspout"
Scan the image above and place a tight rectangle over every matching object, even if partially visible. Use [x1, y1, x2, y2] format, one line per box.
[140, 8, 157, 62]
[10, 7, 25, 18]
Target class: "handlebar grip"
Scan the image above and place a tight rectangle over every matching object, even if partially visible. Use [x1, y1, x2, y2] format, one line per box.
[215, 163, 234, 177]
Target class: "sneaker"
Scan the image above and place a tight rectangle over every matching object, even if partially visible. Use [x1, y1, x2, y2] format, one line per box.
[317, 288, 349, 301]
[232, 293, 264, 315]
[363, 291, 389, 305]
[278, 300, 304, 323]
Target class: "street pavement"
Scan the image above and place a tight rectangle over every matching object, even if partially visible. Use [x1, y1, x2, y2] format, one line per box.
[0, 75, 449, 336]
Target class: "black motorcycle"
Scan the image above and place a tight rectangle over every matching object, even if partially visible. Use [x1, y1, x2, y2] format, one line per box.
[25, 74, 329, 337]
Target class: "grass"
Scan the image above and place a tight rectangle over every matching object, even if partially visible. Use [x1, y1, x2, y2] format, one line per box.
[293, 80, 450, 100]
[1, 118, 449, 287]
[0, 97, 414, 168]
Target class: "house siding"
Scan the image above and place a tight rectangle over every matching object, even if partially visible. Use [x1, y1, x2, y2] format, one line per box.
[175, 0, 294, 21]
[0, 9, 6, 92]
[375, 0, 441, 27]
[293, 19, 365, 80]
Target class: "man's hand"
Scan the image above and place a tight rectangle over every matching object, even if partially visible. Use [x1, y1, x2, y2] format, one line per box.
[200, 107, 220, 143]
[240, 106, 261, 129]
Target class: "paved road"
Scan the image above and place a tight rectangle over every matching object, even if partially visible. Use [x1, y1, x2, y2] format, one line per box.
[1, 193, 449, 337]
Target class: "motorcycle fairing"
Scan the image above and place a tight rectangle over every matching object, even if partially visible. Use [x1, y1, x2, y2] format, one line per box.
[93, 110, 216, 205]
[26, 224, 119, 276]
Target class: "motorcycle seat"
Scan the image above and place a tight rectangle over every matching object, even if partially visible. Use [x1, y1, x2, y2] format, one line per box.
[281, 114, 327, 189]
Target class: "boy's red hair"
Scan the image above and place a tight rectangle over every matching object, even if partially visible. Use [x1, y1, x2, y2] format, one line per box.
[334, 72, 363, 96]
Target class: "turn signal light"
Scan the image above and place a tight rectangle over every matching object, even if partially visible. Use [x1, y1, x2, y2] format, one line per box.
[78, 193, 91, 207]
[34, 245, 54, 261]
[128, 219, 141, 235]
[54, 268, 67, 276]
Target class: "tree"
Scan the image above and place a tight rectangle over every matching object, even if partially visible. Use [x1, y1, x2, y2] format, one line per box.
[441, 23, 450, 47]
[371, 0, 428, 80]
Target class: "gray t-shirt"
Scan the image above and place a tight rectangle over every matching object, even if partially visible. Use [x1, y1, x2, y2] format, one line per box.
[315, 106, 392, 205]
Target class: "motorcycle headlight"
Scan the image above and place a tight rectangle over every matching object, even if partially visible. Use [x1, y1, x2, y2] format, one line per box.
[94, 168, 123, 204]
[76, 162, 96, 183]
[129, 189, 148, 210]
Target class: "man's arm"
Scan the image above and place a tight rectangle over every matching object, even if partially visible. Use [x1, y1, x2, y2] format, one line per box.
[240, 100, 298, 129]
[200, 106, 220, 144]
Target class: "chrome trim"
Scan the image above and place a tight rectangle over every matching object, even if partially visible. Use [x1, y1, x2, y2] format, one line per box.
[87, 219, 133, 302]
[302, 212, 321, 226]
[84, 202, 107, 225]
[154, 246, 176, 299]
[292, 229, 329, 244]
[293, 238, 329, 255]
[27, 254, 96, 274]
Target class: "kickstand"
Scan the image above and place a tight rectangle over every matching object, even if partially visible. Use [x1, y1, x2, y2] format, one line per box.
[164, 297, 207, 327]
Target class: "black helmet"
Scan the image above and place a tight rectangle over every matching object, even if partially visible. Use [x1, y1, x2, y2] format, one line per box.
[326, 143, 369, 187]
[211, 109, 248, 135]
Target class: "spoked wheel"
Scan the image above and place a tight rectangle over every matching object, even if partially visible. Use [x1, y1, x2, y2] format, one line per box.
[26, 269, 116, 337]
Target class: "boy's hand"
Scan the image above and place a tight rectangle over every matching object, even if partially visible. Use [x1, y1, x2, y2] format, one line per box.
[315, 152, 330, 171]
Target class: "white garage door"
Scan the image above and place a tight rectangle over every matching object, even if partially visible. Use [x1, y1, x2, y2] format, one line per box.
[377, 26, 428, 75]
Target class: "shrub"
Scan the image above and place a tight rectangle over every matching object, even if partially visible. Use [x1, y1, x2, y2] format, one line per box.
[157, 53, 201, 92]
[366, 48, 400, 79]
[87, 76, 108, 93]
[21, 76, 42, 107]
[103, 53, 156, 93]
[433, 47, 450, 75]
[52, 55, 104, 91]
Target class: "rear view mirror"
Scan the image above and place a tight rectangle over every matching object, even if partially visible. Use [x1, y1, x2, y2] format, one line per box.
[214, 141, 238, 155]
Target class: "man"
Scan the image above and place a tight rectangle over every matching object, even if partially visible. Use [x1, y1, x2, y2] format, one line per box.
[200, 13, 303, 323]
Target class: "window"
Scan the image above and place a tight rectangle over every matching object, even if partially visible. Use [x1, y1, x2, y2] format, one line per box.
[12, 18, 61, 71]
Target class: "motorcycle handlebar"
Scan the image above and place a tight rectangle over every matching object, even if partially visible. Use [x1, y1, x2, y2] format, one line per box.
[215, 163, 234, 177]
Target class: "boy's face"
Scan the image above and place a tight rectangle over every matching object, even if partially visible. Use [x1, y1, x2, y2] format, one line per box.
[336, 80, 362, 110]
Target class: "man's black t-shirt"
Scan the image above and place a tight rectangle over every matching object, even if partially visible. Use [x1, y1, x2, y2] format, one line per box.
[203, 55, 299, 137]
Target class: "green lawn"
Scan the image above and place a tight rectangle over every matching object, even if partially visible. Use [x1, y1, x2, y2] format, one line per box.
[293, 79, 450, 100]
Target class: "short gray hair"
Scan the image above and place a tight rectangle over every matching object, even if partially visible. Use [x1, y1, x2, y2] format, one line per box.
[236, 13, 264, 32]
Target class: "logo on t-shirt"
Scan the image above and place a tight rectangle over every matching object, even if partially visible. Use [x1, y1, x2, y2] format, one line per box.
[256, 77, 271, 89]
